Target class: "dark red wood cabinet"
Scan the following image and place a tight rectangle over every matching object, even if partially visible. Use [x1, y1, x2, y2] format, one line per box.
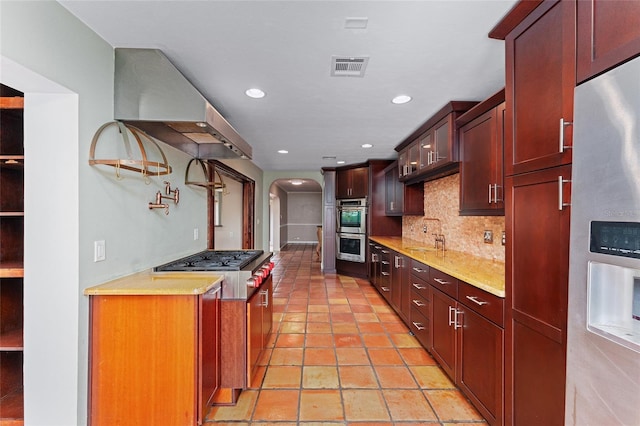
[384, 162, 424, 216]
[576, 0, 640, 83]
[458, 90, 505, 216]
[505, 165, 571, 426]
[336, 166, 368, 199]
[408, 261, 431, 349]
[430, 287, 458, 381]
[247, 276, 273, 384]
[502, 0, 575, 177]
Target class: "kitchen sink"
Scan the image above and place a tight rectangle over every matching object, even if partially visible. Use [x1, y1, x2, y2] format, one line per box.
[404, 246, 437, 252]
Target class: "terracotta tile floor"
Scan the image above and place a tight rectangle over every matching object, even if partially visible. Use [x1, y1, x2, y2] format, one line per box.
[206, 244, 487, 425]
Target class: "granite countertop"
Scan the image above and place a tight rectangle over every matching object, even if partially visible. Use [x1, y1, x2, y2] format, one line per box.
[369, 236, 505, 298]
[84, 270, 224, 296]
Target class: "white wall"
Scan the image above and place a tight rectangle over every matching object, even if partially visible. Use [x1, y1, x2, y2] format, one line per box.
[287, 192, 322, 243]
[0, 2, 264, 424]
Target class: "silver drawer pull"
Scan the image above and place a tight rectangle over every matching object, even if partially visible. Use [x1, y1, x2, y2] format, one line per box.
[381, 286, 390, 292]
[412, 299, 426, 307]
[412, 267, 426, 273]
[381, 261, 390, 265]
[412, 282, 427, 290]
[412, 322, 425, 331]
[433, 277, 450, 285]
[381, 250, 389, 254]
[465, 295, 488, 306]
[381, 272, 390, 276]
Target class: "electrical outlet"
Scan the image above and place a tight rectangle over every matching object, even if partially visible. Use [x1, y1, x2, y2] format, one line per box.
[193, 227, 199, 240]
[484, 230, 493, 244]
[94, 240, 106, 262]
[423, 225, 428, 233]
[502, 231, 506, 246]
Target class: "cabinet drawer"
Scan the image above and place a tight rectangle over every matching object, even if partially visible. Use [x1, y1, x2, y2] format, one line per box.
[430, 268, 458, 299]
[410, 307, 430, 349]
[410, 289, 430, 318]
[458, 281, 504, 327]
[409, 275, 430, 300]
[410, 260, 429, 281]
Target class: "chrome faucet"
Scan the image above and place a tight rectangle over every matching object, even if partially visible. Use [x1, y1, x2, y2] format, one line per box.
[422, 217, 445, 255]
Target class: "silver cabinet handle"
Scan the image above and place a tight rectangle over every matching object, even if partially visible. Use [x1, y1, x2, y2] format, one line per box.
[559, 118, 573, 153]
[448, 306, 455, 327]
[381, 272, 390, 276]
[412, 282, 427, 290]
[390, 201, 395, 211]
[412, 299, 426, 307]
[558, 176, 572, 211]
[260, 289, 269, 308]
[381, 286, 390, 292]
[433, 277, 450, 285]
[454, 309, 463, 329]
[465, 295, 488, 306]
[412, 267, 426, 273]
[381, 250, 389, 254]
[412, 321, 426, 331]
[494, 184, 502, 203]
[374, 245, 382, 249]
[488, 183, 493, 204]
[381, 261, 390, 265]
[371, 253, 379, 262]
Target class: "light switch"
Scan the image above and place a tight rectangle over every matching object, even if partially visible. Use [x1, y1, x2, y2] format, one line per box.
[94, 240, 106, 262]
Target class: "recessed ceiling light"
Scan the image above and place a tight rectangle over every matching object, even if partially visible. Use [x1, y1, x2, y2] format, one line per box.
[278, 150, 289, 154]
[290, 179, 304, 186]
[391, 95, 412, 104]
[245, 88, 265, 99]
[362, 143, 373, 149]
[337, 160, 346, 164]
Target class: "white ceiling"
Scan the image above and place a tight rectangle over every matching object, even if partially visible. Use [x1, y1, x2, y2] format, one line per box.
[59, 0, 516, 172]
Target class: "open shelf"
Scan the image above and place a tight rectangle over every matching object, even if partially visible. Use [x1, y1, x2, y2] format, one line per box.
[1, 86, 24, 424]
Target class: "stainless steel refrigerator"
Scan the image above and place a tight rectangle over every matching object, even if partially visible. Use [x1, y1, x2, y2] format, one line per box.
[566, 55, 640, 425]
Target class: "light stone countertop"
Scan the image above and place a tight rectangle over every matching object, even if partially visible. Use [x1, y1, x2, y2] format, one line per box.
[84, 270, 224, 296]
[369, 236, 505, 298]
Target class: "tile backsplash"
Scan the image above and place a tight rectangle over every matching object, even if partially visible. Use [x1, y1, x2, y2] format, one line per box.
[403, 173, 505, 262]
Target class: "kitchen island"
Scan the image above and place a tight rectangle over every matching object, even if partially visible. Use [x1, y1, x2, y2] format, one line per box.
[85, 271, 223, 426]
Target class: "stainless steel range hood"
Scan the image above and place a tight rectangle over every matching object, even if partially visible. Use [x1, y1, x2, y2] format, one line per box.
[114, 48, 252, 160]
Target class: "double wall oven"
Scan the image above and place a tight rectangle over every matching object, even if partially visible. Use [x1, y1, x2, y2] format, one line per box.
[336, 198, 367, 263]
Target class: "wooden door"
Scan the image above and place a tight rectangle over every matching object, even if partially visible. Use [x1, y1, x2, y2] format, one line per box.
[577, 0, 640, 83]
[349, 167, 369, 198]
[459, 108, 497, 214]
[504, 0, 575, 176]
[457, 307, 504, 426]
[247, 290, 263, 380]
[505, 164, 571, 426]
[430, 288, 457, 381]
[199, 288, 220, 422]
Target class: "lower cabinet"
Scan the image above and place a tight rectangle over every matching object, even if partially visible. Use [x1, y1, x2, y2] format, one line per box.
[457, 290, 504, 426]
[430, 287, 459, 380]
[431, 283, 505, 426]
[368, 245, 505, 426]
[88, 286, 221, 426]
[247, 275, 273, 384]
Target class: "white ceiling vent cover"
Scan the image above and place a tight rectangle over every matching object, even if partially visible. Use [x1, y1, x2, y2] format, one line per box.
[331, 56, 369, 77]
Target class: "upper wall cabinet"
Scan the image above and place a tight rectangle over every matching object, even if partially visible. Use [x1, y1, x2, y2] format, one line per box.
[396, 101, 477, 184]
[491, 0, 575, 177]
[457, 89, 506, 216]
[336, 166, 369, 199]
[577, 0, 640, 83]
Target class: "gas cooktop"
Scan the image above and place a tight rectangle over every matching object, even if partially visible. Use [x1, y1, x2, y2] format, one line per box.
[154, 250, 264, 272]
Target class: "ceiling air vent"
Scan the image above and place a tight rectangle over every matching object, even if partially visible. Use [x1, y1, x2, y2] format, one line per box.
[331, 56, 369, 77]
